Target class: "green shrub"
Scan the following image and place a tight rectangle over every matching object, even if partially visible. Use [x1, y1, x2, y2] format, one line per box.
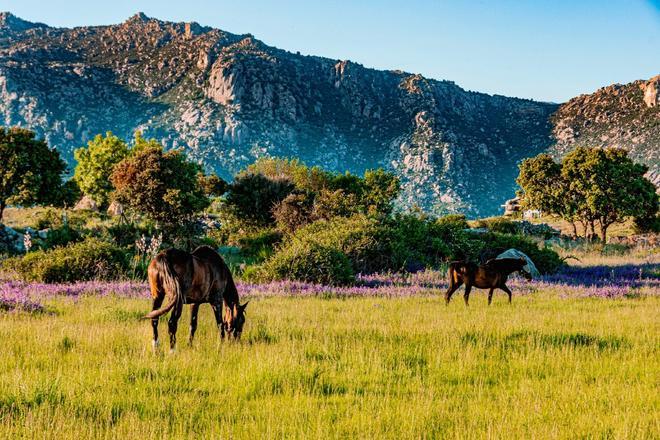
[435, 214, 469, 230]
[237, 229, 283, 261]
[259, 241, 354, 285]
[475, 217, 520, 235]
[3, 238, 129, 282]
[291, 215, 405, 274]
[44, 225, 82, 249]
[106, 222, 145, 248]
[32, 208, 99, 231]
[633, 213, 660, 234]
[388, 214, 451, 270]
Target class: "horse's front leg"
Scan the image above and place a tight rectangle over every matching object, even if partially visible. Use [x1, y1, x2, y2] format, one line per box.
[463, 284, 472, 306]
[188, 304, 200, 346]
[211, 304, 225, 340]
[168, 301, 183, 353]
[150, 296, 164, 351]
[500, 284, 513, 304]
[445, 280, 463, 304]
[487, 287, 495, 305]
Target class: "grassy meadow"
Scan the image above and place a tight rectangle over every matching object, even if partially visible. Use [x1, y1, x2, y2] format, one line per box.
[1, 274, 658, 438]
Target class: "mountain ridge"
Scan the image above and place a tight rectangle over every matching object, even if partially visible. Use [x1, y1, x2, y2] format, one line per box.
[0, 12, 657, 216]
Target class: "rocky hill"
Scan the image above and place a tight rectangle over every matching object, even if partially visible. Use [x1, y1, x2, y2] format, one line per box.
[0, 12, 657, 216]
[550, 75, 660, 185]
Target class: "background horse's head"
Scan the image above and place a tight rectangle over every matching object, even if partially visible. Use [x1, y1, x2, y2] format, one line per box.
[517, 258, 533, 280]
[224, 301, 249, 339]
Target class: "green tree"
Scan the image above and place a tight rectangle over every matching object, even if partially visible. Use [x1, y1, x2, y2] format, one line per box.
[198, 173, 229, 197]
[518, 147, 658, 242]
[568, 147, 657, 242]
[246, 157, 332, 192]
[0, 127, 67, 220]
[73, 132, 130, 207]
[110, 143, 210, 226]
[223, 173, 295, 228]
[362, 169, 401, 216]
[517, 153, 581, 237]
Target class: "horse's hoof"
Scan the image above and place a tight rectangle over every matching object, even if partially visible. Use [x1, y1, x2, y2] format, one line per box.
[169, 348, 176, 355]
[152, 340, 160, 352]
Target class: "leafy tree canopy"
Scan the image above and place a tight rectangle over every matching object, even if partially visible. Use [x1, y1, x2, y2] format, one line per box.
[73, 132, 130, 207]
[0, 127, 67, 220]
[111, 142, 210, 226]
[517, 147, 658, 241]
[223, 157, 401, 233]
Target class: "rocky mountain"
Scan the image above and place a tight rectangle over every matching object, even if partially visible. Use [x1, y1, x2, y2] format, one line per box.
[550, 75, 660, 185]
[0, 12, 657, 216]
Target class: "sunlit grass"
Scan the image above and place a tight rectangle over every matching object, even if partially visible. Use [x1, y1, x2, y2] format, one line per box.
[1, 291, 658, 438]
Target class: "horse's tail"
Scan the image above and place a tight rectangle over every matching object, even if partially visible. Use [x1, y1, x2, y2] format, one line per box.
[144, 255, 182, 320]
[446, 261, 462, 287]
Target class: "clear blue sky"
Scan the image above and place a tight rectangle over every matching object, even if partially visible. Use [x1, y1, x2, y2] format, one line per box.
[1, 0, 658, 102]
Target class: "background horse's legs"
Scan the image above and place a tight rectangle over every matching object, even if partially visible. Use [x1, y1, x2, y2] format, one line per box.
[150, 296, 163, 351]
[488, 287, 495, 305]
[444, 280, 463, 304]
[168, 301, 183, 352]
[211, 303, 225, 340]
[500, 285, 513, 304]
[463, 285, 472, 306]
[188, 304, 200, 346]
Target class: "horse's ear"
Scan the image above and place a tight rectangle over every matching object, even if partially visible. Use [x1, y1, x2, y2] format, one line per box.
[240, 301, 249, 311]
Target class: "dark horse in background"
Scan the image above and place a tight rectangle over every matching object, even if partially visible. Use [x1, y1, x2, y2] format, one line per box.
[445, 258, 532, 305]
[144, 245, 248, 351]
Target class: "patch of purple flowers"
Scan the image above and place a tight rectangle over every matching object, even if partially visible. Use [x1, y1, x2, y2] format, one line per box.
[0, 279, 149, 312]
[1, 262, 657, 312]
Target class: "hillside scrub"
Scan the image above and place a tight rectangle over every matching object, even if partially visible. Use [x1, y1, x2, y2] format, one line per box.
[254, 214, 563, 284]
[3, 238, 129, 283]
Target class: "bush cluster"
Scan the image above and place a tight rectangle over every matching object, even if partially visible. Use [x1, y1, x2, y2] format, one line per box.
[254, 214, 563, 285]
[259, 241, 354, 285]
[3, 238, 129, 283]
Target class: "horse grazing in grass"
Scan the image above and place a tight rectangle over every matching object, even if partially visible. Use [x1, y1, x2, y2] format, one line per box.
[144, 245, 248, 351]
[444, 258, 532, 306]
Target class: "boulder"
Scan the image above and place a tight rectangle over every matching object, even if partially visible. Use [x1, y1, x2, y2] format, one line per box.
[495, 248, 540, 278]
[107, 201, 124, 217]
[0, 224, 25, 253]
[74, 195, 98, 212]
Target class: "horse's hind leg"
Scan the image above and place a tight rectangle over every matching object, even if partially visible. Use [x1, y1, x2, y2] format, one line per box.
[463, 285, 472, 306]
[500, 285, 513, 304]
[445, 280, 463, 304]
[211, 303, 225, 340]
[487, 288, 495, 306]
[188, 304, 200, 346]
[168, 300, 183, 353]
[150, 296, 163, 351]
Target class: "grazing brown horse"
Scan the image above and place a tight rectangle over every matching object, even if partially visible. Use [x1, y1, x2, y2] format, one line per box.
[444, 258, 531, 306]
[145, 245, 248, 351]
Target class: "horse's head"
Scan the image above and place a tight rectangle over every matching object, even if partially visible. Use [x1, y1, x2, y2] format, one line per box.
[224, 301, 249, 340]
[518, 258, 533, 281]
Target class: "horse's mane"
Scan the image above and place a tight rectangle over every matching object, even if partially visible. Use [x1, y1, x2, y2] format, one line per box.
[191, 245, 225, 267]
[192, 245, 239, 305]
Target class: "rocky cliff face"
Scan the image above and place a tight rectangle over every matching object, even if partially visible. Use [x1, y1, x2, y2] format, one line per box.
[550, 75, 660, 186]
[0, 13, 657, 216]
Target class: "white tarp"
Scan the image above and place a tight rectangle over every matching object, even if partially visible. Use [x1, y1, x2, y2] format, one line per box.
[496, 248, 540, 278]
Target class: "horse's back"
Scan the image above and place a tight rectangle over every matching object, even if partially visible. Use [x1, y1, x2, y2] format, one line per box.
[192, 245, 227, 269]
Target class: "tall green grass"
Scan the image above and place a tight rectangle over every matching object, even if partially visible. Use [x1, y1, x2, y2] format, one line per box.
[1, 293, 658, 438]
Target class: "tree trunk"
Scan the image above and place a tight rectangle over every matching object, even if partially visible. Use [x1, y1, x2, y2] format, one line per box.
[579, 220, 588, 238]
[588, 220, 596, 242]
[600, 223, 609, 243]
[0, 201, 5, 222]
[570, 221, 578, 238]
